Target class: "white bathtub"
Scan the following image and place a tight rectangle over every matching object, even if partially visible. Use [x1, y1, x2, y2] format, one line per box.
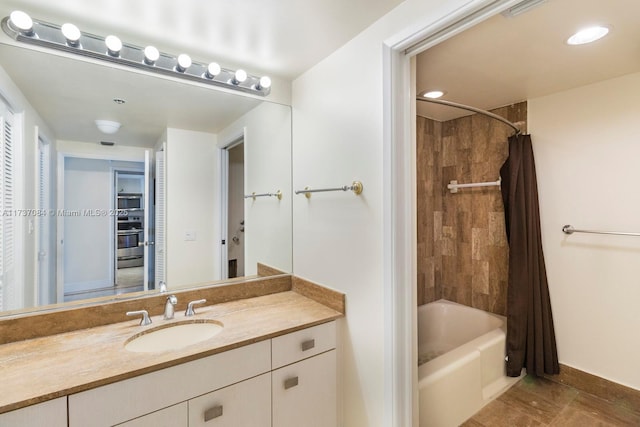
[418, 299, 522, 427]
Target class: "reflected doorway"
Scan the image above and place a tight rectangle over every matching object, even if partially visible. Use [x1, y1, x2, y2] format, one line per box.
[222, 141, 245, 279]
[59, 156, 153, 302]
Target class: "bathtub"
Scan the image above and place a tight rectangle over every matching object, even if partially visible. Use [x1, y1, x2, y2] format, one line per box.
[418, 299, 522, 427]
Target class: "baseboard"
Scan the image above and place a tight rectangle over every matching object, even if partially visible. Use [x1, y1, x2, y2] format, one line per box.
[544, 364, 640, 410]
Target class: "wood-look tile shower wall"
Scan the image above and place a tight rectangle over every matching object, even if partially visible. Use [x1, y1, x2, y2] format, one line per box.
[416, 102, 527, 316]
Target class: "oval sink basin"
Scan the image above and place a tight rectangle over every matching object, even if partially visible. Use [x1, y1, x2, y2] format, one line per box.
[125, 320, 223, 353]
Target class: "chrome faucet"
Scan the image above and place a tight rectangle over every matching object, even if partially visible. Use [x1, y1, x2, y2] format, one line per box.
[185, 299, 207, 316]
[164, 295, 177, 320]
[126, 310, 152, 326]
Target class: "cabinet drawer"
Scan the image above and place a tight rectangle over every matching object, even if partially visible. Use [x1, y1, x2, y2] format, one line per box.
[188, 373, 271, 427]
[69, 340, 270, 427]
[0, 397, 67, 427]
[272, 350, 337, 427]
[115, 403, 187, 427]
[271, 321, 336, 369]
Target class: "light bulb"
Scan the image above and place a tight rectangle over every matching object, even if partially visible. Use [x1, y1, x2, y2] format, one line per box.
[232, 69, 247, 85]
[143, 46, 160, 65]
[257, 76, 272, 90]
[204, 62, 221, 79]
[567, 26, 610, 45]
[423, 90, 445, 99]
[176, 54, 192, 72]
[9, 10, 33, 35]
[105, 35, 122, 57]
[61, 23, 81, 46]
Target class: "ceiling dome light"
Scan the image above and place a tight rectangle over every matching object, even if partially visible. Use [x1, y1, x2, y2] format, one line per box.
[423, 90, 446, 99]
[61, 23, 81, 47]
[105, 35, 122, 57]
[143, 46, 160, 65]
[204, 62, 221, 79]
[9, 10, 33, 35]
[232, 69, 247, 85]
[95, 120, 121, 134]
[256, 76, 272, 90]
[567, 26, 610, 45]
[176, 54, 192, 72]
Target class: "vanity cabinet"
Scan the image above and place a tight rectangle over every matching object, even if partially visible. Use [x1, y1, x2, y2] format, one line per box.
[0, 397, 66, 427]
[271, 322, 337, 427]
[65, 321, 336, 427]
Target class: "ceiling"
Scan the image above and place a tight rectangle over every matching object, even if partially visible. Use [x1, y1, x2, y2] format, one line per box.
[0, 0, 405, 80]
[416, 0, 640, 121]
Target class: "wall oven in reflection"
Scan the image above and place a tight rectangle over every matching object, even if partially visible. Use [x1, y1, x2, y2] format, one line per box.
[117, 228, 144, 268]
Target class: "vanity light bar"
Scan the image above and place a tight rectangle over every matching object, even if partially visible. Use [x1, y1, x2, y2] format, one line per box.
[1, 12, 272, 96]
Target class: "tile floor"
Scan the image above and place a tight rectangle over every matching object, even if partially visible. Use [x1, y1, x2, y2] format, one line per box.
[463, 375, 640, 426]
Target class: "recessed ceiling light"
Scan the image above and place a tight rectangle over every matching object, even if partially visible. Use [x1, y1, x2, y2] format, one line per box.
[567, 26, 610, 45]
[422, 90, 446, 99]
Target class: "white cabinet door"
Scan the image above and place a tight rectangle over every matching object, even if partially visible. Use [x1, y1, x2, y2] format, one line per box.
[272, 350, 337, 427]
[115, 402, 187, 427]
[0, 397, 66, 427]
[189, 373, 271, 427]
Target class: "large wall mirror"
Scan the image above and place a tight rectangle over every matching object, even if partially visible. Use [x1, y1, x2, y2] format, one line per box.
[0, 38, 292, 317]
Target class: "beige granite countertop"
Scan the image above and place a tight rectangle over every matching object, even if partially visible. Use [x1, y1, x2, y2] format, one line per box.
[0, 288, 343, 414]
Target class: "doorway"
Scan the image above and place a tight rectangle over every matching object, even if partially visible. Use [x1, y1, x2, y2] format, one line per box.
[225, 142, 245, 279]
[383, 1, 526, 425]
[114, 170, 145, 292]
[57, 154, 151, 302]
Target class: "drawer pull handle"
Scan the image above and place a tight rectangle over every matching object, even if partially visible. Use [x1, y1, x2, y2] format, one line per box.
[301, 339, 315, 351]
[284, 376, 299, 390]
[204, 405, 223, 422]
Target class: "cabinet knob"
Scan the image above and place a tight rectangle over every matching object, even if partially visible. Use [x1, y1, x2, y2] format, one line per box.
[301, 339, 315, 351]
[284, 376, 299, 390]
[204, 405, 223, 421]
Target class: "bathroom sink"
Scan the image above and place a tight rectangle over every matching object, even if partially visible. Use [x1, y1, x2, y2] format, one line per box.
[124, 320, 224, 353]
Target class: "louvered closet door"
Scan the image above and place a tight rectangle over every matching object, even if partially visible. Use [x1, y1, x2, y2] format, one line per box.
[0, 103, 16, 311]
[37, 137, 52, 305]
[154, 150, 166, 288]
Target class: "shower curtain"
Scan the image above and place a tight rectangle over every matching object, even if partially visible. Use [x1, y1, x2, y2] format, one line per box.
[500, 134, 559, 377]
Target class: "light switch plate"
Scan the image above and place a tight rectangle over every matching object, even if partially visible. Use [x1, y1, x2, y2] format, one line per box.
[184, 230, 196, 241]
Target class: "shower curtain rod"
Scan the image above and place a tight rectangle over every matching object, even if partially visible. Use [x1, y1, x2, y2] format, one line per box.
[416, 98, 521, 136]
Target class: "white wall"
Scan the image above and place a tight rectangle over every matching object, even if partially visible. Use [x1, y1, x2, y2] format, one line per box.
[165, 128, 219, 286]
[218, 102, 292, 275]
[0, 63, 56, 308]
[63, 157, 113, 291]
[291, 1, 482, 425]
[530, 72, 640, 391]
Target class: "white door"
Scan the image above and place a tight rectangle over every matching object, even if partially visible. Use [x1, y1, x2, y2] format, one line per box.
[37, 135, 52, 305]
[154, 150, 166, 290]
[143, 150, 151, 291]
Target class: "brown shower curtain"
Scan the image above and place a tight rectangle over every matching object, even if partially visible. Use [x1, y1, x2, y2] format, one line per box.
[500, 134, 559, 377]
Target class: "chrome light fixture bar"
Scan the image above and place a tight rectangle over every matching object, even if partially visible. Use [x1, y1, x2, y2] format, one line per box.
[1, 12, 272, 96]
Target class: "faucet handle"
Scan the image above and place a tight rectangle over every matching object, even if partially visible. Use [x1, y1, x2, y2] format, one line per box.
[185, 299, 207, 316]
[126, 310, 152, 326]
